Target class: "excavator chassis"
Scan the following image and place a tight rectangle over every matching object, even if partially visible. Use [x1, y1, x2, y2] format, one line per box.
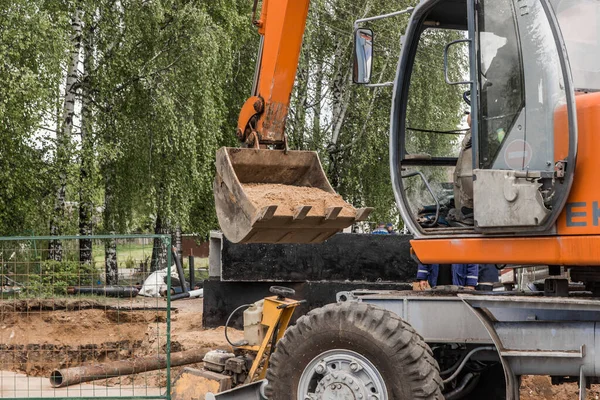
[207, 289, 600, 400]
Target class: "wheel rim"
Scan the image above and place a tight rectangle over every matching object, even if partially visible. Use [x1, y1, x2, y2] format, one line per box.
[297, 349, 388, 400]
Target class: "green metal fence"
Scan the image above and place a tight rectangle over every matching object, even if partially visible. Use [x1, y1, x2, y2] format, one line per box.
[0, 235, 172, 399]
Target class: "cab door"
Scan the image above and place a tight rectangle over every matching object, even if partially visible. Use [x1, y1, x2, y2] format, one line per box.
[471, 0, 577, 232]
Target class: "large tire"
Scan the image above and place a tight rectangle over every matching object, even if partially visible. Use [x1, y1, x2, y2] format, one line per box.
[265, 302, 443, 400]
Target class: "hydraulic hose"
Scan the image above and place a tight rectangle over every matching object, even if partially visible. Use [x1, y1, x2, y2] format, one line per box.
[444, 372, 480, 400]
[443, 346, 495, 384]
[225, 304, 253, 347]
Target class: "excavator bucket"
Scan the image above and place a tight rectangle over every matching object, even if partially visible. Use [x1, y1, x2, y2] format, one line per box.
[214, 147, 371, 244]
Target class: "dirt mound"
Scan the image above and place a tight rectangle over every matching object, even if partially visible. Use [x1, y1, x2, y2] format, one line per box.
[0, 298, 241, 388]
[0, 308, 160, 346]
[0, 341, 144, 377]
[170, 307, 241, 350]
[0, 298, 110, 313]
[520, 375, 600, 399]
[242, 183, 355, 217]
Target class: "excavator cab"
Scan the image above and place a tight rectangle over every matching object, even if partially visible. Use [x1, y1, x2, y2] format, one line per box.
[352, 0, 591, 266]
[356, 0, 577, 245]
[214, 0, 370, 244]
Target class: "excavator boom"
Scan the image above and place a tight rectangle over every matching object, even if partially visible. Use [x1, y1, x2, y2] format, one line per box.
[236, 0, 309, 147]
[214, 0, 371, 244]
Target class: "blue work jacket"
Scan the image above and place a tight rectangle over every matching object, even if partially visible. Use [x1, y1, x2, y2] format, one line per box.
[416, 263, 479, 287]
[372, 228, 388, 235]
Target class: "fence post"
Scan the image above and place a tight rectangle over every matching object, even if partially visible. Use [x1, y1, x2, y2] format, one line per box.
[165, 235, 172, 398]
[189, 255, 195, 289]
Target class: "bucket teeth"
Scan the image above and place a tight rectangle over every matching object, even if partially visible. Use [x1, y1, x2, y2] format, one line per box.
[293, 205, 312, 220]
[253, 205, 278, 224]
[355, 207, 374, 221]
[325, 206, 343, 220]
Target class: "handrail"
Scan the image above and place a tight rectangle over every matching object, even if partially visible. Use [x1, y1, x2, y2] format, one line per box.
[401, 170, 440, 227]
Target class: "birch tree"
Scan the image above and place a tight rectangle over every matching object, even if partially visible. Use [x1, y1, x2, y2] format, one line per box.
[79, 11, 96, 265]
[49, 8, 81, 260]
[0, 0, 68, 236]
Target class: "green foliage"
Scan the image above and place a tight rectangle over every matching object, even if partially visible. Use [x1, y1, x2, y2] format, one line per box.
[1, 0, 466, 239]
[0, 0, 69, 235]
[27, 260, 96, 297]
[123, 255, 136, 270]
[1, 0, 256, 240]
[91, 0, 255, 238]
[287, 0, 467, 229]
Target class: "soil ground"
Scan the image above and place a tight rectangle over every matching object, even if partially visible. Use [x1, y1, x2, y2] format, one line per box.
[1, 296, 598, 399]
[520, 375, 600, 400]
[0, 297, 241, 397]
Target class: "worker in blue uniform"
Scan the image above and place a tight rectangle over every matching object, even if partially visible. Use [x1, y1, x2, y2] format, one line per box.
[413, 263, 479, 290]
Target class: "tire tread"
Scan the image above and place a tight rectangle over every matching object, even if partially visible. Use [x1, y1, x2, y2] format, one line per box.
[265, 302, 443, 399]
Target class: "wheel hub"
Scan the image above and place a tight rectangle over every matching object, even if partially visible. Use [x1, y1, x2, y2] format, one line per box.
[298, 349, 386, 400]
[321, 382, 355, 398]
[316, 371, 366, 399]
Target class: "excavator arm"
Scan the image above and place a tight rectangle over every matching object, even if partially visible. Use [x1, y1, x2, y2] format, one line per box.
[236, 0, 310, 148]
[213, 0, 371, 244]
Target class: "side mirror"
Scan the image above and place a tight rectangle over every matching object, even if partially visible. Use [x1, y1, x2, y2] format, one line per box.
[353, 28, 373, 84]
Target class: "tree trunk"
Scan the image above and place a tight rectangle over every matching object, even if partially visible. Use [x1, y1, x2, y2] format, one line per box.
[104, 236, 118, 285]
[173, 224, 182, 261]
[79, 24, 95, 265]
[292, 56, 310, 150]
[328, 63, 350, 190]
[103, 163, 118, 285]
[151, 213, 169, 272]
[49, 9, 82, 261]
[326, 0, 372, 190]
[312, 56, 323, 149]
[328, 1, 372, 150]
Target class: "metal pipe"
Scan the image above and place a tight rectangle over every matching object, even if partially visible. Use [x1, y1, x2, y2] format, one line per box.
[67, 286, 139, 298]
[444, 372, 479, 400]
[353, 7, 414, 29]
[189, 255, 195, 289]
[365, 81, 394, 88]
[49, 348, 215, 388]
[443, 346, 495, 384]
[171, 288, 204, 301]
[172, 247, 188, 295]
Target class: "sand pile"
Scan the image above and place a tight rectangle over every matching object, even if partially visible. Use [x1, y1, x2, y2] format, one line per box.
[242, 183, 355, 217]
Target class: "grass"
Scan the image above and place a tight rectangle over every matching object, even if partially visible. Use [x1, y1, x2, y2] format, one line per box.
[183, 257, 209, 269]
[92, 242, 153, 269]
[91, 242, 209, 271]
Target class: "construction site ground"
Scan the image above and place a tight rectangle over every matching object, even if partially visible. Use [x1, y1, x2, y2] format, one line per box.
[0, 296, 598, 399]
[0, 297, 241, 398]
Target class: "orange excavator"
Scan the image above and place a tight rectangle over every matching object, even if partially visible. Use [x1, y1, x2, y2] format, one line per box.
[213, 0, 372, 245]
[205, 0, 600, 399]
[215, 0, 600, 278]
